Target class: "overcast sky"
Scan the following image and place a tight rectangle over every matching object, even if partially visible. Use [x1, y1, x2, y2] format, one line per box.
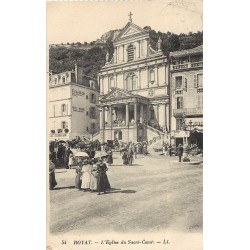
[47, 0, 202, 44]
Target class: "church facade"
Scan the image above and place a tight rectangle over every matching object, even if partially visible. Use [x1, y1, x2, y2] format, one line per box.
[98, 19, 170, 143]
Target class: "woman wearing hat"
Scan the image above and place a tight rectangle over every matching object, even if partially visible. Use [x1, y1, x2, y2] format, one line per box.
[106, 149, 113, 166]
[75, 162, 82, 190]
[96, 158, 111, 195]
[81, 159, 91, 191]
[49, 154, 57, 190]
[90, 159, 98, 191]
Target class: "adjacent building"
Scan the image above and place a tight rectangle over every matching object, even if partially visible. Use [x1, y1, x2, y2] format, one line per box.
[169, 45, 203, 148]
[48, 15, 203, 149]
[48, 64, 100, 141]
[97, 18, 170, 143]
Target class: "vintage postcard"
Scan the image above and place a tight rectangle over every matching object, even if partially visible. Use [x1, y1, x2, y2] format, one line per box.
[47, 0, 203, 249]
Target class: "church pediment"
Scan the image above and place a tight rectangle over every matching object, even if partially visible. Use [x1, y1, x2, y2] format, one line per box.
[114, 22, 148, 43]
[101, 88, 135, 100]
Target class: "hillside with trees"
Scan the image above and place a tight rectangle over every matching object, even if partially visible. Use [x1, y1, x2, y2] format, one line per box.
[49, 27, 203, 79]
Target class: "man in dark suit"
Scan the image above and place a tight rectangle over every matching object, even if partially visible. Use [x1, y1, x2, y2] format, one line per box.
[177, 144, 184, 162]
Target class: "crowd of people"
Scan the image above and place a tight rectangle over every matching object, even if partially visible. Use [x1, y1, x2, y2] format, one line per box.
[74, 158, 111, 195]
[49, 152, 111, 195]
[49, 136, 202, 192]
[49, 138, 146, 192]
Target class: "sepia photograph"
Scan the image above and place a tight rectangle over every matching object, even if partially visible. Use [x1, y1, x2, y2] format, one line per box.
[47, 1, 203, 249]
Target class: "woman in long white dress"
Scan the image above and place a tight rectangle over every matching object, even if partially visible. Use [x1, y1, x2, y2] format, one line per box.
[81, 160, 91, 191]
[90, 161, 98, 191]
[68, 153, 73, 169]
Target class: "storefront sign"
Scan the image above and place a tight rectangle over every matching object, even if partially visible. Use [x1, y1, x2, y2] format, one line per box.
[72, 89, 85, 96]
[173, 131, 190, 138]
[72, 106, 85, 112]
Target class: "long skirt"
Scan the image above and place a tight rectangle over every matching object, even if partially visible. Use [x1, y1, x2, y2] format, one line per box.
[107, 155, 113, 165]
[90, 173, 98, 191]
[123, 156, 128, 165]
[49, 172, 57, 190]
[104, 173, 111, 190]
[75, 172, 82, 189]
[97, 173, 108, 192]
[128, 156, 133, 165]
[81, 172, 91, 189]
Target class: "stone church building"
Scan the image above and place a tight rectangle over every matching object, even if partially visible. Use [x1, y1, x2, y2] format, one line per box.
[98, 17, 170, 143]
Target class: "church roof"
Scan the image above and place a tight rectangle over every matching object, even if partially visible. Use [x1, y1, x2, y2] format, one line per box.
[100, 88, 148, 102]
[170, 45, 203, 58]
[113, 22, 149, 43]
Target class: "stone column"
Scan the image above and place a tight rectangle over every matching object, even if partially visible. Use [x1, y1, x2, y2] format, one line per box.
[166, 104, 170, 131]
[138, 68, 141, 89]
[134, 103, 138, 125]
[156, 66, 159, 86]
[109, 105, 113, 126]
[100, 76, 104, 95]
[104, 107, 108, 124]
[146, 67, 149, 87]
[146, 38, 149, 56]
[126, 103, 129, 126]
[123, 45, 125, 62]
[162, 104, 166, 127]
[155, 104, 159, 122]
[124, 45, 128, 62]
[100, 107, 104, 129]
[140, 104, 143, 123]
[146, 104, 149, 125]
[138, 40, 141, 58]
[114, 48, 117, 64]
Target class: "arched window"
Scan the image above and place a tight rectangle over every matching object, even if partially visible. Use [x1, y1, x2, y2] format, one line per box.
[127, 44, 134, 62]
[150, 70, 155, 82]
[61, 121, 68, 129]
[127, 76, 133, 91]
[54, 78, 57, 85]
[62, 76, 66, 83]
[61, 104, 67, 116]
[132, 76, 137, 89]
[126, 73, 138, 91]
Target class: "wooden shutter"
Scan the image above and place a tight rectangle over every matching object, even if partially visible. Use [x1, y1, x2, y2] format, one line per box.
[180, 97, 183, 109]
[182, 75, 185, 89]
[194, 74, 197, 88]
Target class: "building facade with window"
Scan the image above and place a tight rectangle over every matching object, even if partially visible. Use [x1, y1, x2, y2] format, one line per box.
[170, 45, 203, 148]
[97, 19, 169, 143]
[48, 64, 100, 141]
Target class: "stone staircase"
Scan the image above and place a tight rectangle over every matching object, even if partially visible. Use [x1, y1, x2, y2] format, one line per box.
[146, 125, 163, 144]
[92, 131, 101, 141]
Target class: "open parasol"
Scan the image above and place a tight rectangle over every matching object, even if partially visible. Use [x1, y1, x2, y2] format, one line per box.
[74, 152, 89, 157]
[94, 151, 108, 158]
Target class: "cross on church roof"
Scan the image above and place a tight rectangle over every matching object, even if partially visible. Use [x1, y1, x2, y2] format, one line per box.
[128, 12, 133, 22]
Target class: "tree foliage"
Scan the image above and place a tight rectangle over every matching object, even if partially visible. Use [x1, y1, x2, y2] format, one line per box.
[49, 28, 202, 79]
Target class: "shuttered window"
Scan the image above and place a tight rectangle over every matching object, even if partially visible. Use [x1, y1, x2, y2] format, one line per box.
[127, 45, 134, 62]
[62, 104, 67, 116]
[176, 76, 182, 89]
[176, 118, 183, 130]
[177, 97, 183, 109]
[194, 74, 197, 88]
[196, 95, 203, 109]
[197, 74, 203, 87]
